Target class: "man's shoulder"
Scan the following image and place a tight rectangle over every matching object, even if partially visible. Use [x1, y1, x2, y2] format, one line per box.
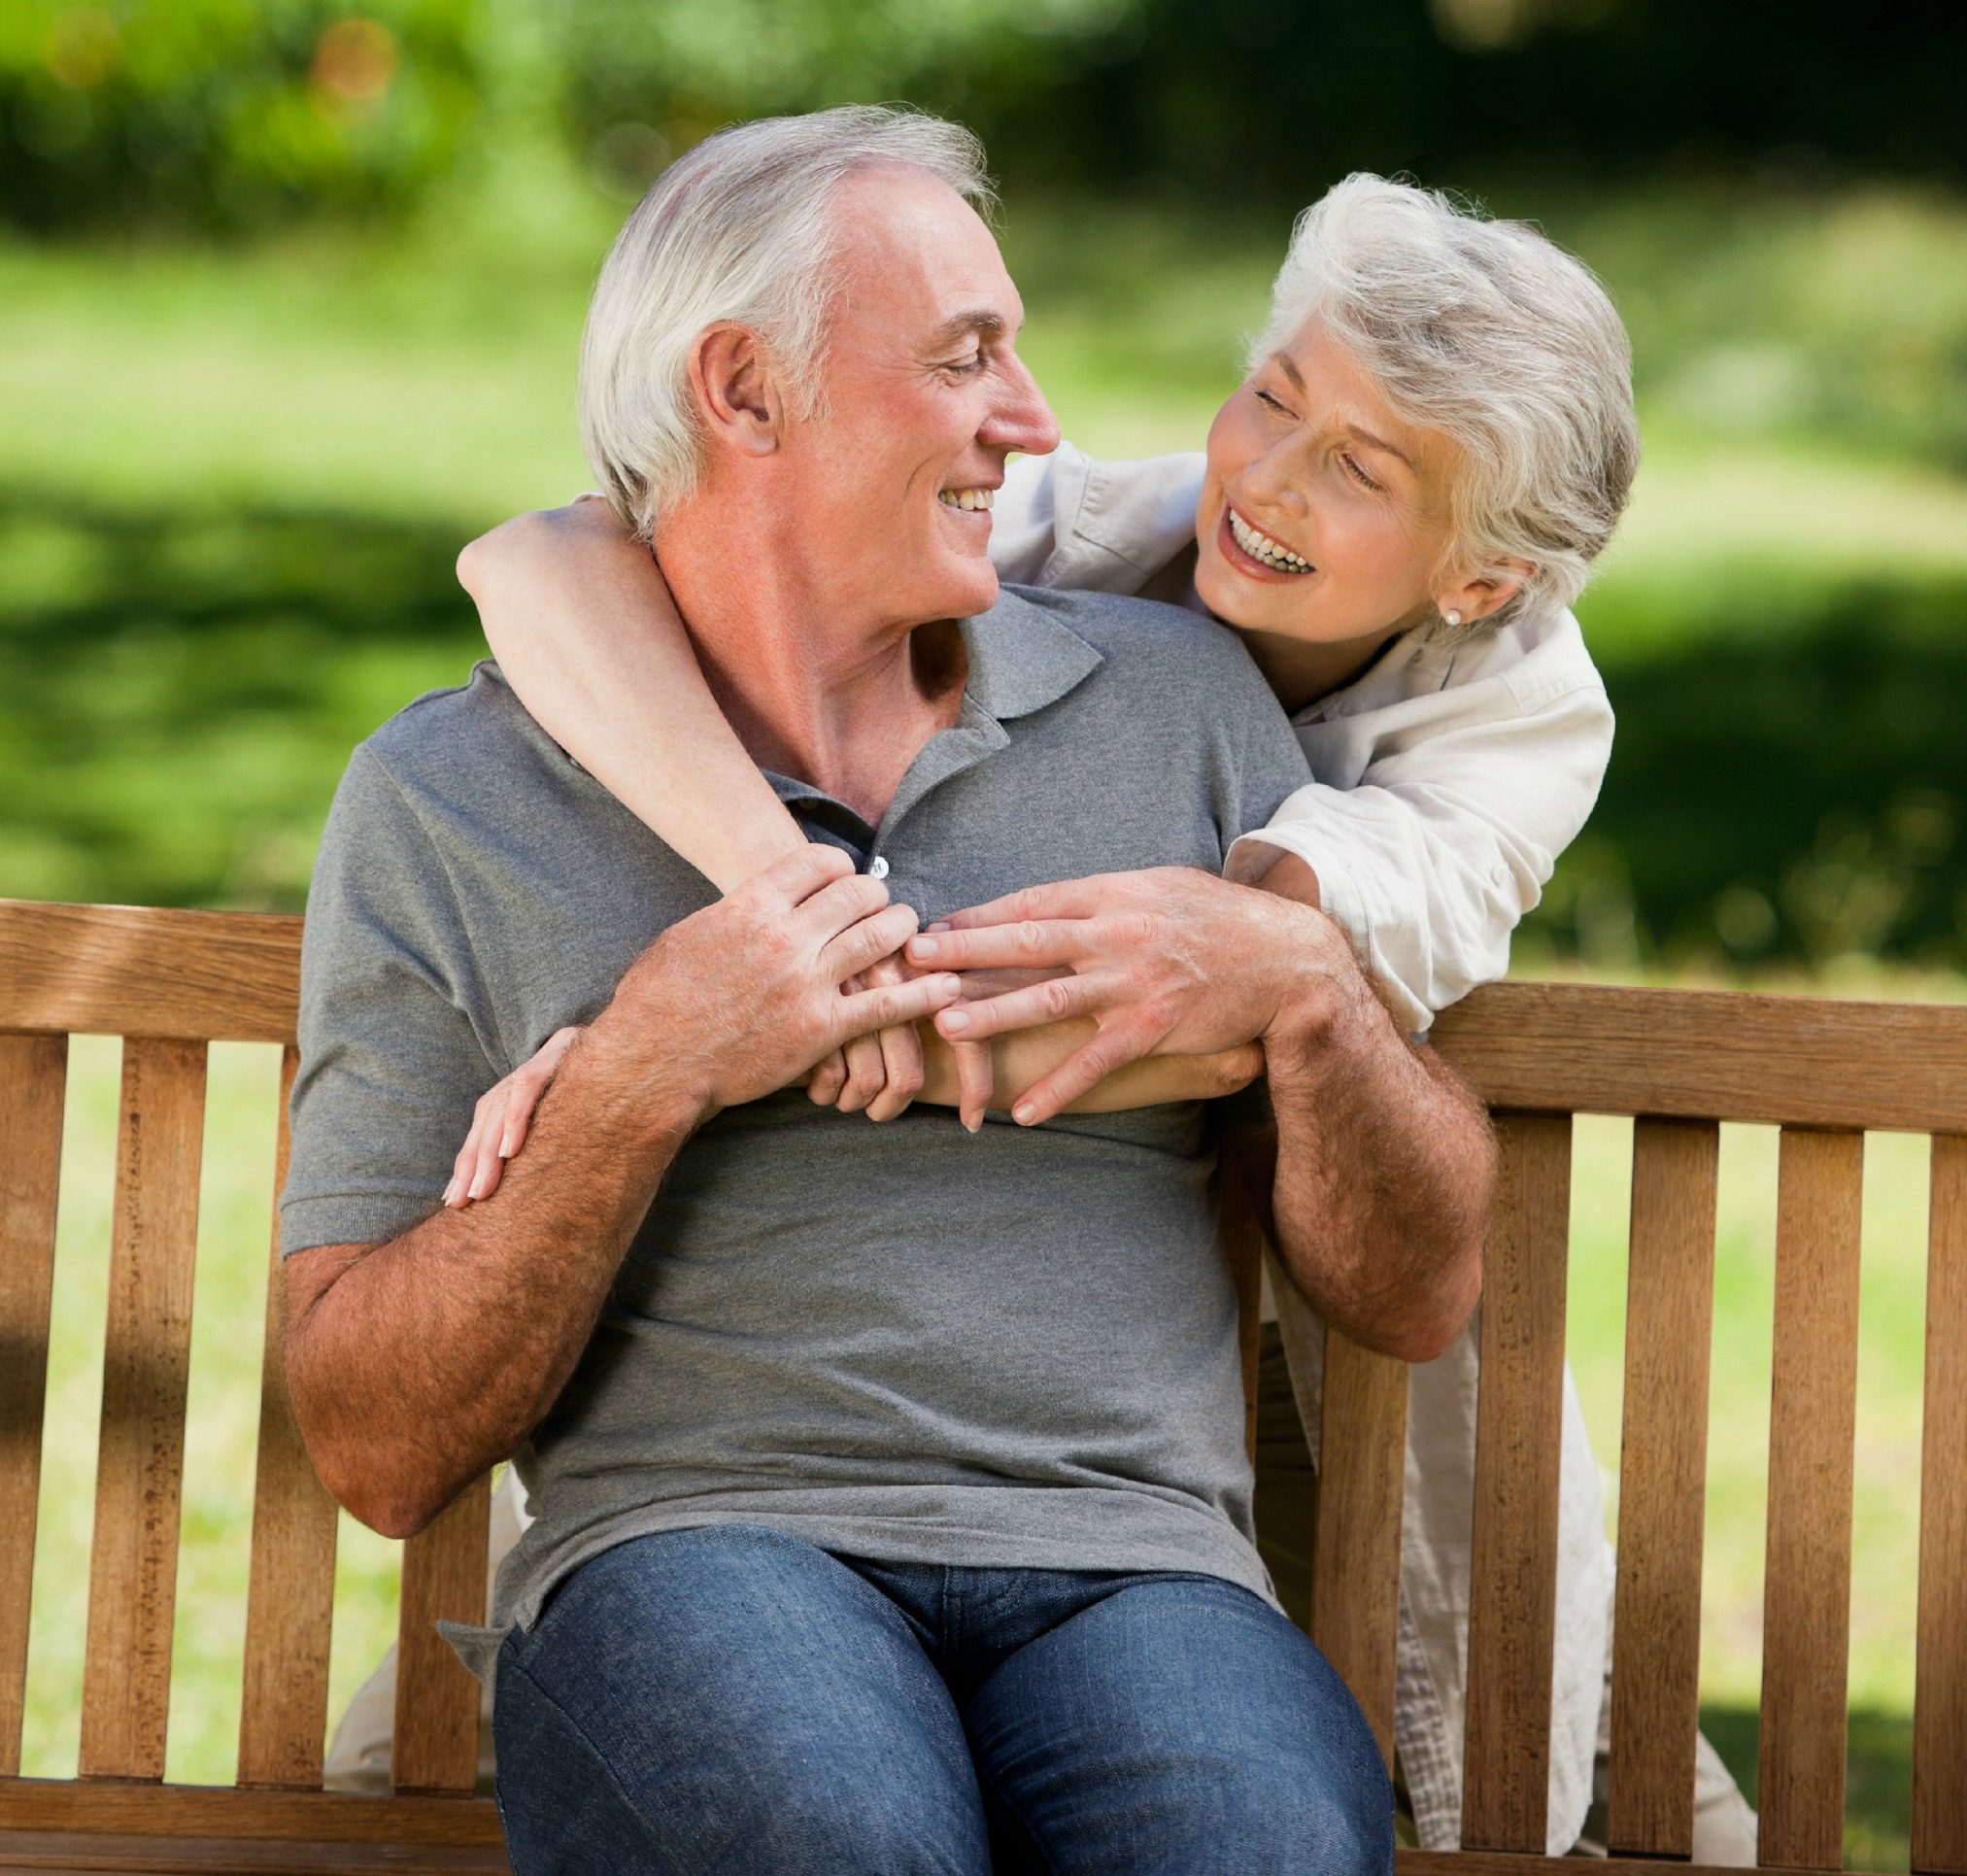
[354, 659, 547, 796]
[996, 582, 1268, 697]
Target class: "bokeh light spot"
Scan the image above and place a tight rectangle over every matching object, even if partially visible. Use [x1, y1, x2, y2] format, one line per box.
[312, 18, 399, 106]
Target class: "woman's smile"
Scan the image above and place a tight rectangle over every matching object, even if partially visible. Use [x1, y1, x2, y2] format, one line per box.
[1220, 503, 1315, 577]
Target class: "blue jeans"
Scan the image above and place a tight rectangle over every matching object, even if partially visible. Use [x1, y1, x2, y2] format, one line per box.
[492, 1523, 1393, 1875]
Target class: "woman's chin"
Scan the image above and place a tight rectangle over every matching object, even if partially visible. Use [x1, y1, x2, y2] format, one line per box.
[1195, 550, 1292, 633]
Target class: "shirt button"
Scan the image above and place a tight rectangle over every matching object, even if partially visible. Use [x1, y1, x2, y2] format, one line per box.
[868, 856, 891, 880]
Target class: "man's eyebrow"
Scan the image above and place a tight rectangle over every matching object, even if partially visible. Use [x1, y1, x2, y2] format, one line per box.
[924, 309, 1017, 350]
[1267, 351, 1417, 472]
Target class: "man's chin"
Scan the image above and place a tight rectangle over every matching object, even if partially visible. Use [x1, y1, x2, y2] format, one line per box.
[928, 561, 1000, 622]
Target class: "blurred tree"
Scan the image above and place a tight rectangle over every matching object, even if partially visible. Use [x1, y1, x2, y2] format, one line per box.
[5, 0, 1964, 235]
[540, 0, 1132, 202]
[0, 0, 485, 231]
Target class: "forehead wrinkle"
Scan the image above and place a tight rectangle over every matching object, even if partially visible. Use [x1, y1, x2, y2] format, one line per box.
[1266, 349, 1417, 472]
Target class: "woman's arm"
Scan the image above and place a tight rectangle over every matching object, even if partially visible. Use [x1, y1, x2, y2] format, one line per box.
[457, 499, 802, 891]
[446, 1010, 1264, 1208]
[1225, 664, 1616, 1032]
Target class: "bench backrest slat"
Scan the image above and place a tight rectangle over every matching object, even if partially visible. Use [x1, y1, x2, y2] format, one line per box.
[1461, 1111, 1573, 1854]
[0, 1034, 67, 1777]
[78, 1037, 207, 1781]
[1433, 980, 1967, 1133]
[1604, 1116, 1719, 1858]
[392, 1475, 492, 1797]
[1308, 1328, 1407, 1769]
[238, 1045, 341, 1791]
[1757, 1126, 1865, 1869]
[0, 903, 299, 1045]
[1914, 1133, 1967, 1876]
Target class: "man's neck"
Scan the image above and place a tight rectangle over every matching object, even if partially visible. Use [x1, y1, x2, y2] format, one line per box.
[656, 510, 967, 827]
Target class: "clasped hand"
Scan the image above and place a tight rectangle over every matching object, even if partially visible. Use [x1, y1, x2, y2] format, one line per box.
[907, 866, 1321, 1127]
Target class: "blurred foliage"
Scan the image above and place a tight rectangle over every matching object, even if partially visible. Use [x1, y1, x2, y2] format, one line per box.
[1585, 185, 1967, 473]
[5, 0, 1964, 234]
[540, 0, 1128, 205]
[0, 0, 486, 230]
[986, 0, 1966, 197]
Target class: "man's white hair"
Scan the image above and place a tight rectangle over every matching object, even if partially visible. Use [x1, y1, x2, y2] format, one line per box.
[1250, 174, 1639, 639]
[578, 107, 994, 542]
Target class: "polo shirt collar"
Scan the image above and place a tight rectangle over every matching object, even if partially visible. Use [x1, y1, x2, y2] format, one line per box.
[959, 584, 1104, 722]
[767, 585, 1104, 849]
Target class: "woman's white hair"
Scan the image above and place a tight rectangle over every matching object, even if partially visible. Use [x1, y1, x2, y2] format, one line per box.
[579, 107, 994, 541]
[1251, 174, 1639, 639]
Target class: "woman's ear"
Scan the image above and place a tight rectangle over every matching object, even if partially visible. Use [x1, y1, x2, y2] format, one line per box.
[1438, 556, 1537, 627]
[689, 324, 784, 459]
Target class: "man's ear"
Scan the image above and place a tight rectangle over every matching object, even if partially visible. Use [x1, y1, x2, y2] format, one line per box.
[689, 324, 784, 459]
[1437, 555, 1537, 628]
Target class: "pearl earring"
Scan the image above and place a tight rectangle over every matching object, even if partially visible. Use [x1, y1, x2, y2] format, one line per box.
[1443, 608, 1463, 627]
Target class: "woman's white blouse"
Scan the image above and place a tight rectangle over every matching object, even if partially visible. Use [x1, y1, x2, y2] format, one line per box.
[993, 442, 1615, 1035]
[994, 440, 1614, 1854]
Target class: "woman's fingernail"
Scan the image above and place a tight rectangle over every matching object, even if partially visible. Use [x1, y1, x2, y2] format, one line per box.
[442, 1179, 460, 1207]
[467, 1170, 491, 1201]
[497, 1133, 515, 1159]
[1013, 1103, 1036, 1125]
[965, 1115, 983, 1135]
[941, 1007, 969, 1033]
[912, 936, 939, 960]
[928, 921, 952, 933]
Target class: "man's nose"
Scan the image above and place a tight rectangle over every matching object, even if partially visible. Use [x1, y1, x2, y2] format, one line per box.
[983, 351, 1061, 459]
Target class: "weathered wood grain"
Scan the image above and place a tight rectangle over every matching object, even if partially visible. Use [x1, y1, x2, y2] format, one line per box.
[0, 903, 299, 1046]
[79, 1040, 207, 1781]
[1607, 1117, 1719, 1858]
[1914, 1133, 1967, 1876]
[238, 1047, 340, 1791]
[1434, 979, 1967, 1133]
[391, 1477, 491, 1798]
[0, 1033, 68, 1775]
[1758, 1126, 1863, 1870]
[1461, 1112, 1573, 1853]
[1311, 1324, 1407, 1770]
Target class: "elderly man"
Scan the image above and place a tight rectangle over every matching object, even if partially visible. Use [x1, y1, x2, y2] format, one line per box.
[280, 107, 1492, 1874]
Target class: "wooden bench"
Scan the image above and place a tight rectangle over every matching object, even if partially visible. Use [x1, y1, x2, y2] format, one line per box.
[1, 896, 1961, 1873]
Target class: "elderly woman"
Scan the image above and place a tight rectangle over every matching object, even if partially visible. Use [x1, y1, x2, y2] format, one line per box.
[340, 173, 1753, 1857]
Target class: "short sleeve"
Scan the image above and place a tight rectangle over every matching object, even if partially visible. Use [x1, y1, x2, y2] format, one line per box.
[279, 743, 501, 1256]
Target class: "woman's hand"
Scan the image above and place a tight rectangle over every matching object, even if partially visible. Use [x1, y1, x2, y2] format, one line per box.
[445, 959, 986, 1201]
[444, 1026, 584, 1207]
[904, 867, 1335, 1127]
[812, 951, 998, 1127]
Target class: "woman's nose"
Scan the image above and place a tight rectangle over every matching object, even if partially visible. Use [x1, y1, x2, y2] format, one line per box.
[1238, 440, 1307, 515]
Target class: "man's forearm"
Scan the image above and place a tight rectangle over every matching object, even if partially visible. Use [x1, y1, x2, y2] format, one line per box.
[1264, 932, 1493, 1364]
[286, 1018, 698, 1537]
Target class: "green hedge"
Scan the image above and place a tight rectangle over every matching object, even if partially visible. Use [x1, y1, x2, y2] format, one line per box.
[0, 0, 484, 231]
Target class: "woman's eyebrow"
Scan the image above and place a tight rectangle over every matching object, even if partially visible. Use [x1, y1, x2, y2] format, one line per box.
[1269, 350, 1416, 470]
[1346, 424, 1415, 471]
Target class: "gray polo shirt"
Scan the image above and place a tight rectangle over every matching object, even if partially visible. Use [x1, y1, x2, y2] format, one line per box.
[280, 584, 1313, 1671]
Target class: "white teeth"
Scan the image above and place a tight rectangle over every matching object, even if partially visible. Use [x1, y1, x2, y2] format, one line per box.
[1228, 508, 1312, 572]
[939, 487, 995, 511]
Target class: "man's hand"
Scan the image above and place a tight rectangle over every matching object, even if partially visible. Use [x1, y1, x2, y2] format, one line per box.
[904, 868, 1331, 1125]
[603, 843, 965, 1127]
